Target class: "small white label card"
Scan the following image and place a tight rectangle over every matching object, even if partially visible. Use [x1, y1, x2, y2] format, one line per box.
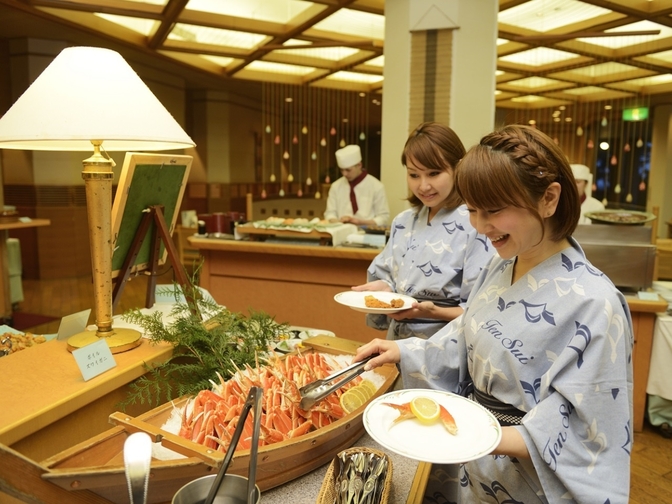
[57, 309, 92, 341]
[637, 291, 660, 301]
[72, 339, 117, 381]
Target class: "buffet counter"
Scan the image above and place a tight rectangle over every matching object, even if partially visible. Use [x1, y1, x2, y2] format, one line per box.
[191, 237, 383, 343]
[0, 337, 172, 460]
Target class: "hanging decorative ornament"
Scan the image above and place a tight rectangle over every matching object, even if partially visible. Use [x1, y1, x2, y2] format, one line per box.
[311, 152, 317, 160]
[587, 139, 594, 149]
[270, 173, 276, 182]
[274, 135, 280, 145]
[626, 193, 633, 203]
[265, 125, 271, 134]
[325, 175, 331, 183]
[261, 189, 267, 199]
[636, 138, 644, 148]
[601, 117, 608, 127]
[624, 143, 631, 152]
[279, 188, 285, 197]
[553, 137, 559, 145]
[614, 183, 621, 194]
[576, 126, 584, 136]
[592, 183, 597, 192]
[292, 135, 298, 144]
[339, 139, 346, 147]
[602, 197, 608, 206]
[320, 138, 327, 147]
[610, 155, 617, 166]
[330, 127, 336, 136]
[359, 132, 366, 141]
[302, 126, 308, 134]
[287, 173, 294, 182]
[297, 188, 303, 197]
[283, 151, 289, 159]
[306, 177, 313, 186]
[315, 191, 321, 199]
[639, 181, 646, 191]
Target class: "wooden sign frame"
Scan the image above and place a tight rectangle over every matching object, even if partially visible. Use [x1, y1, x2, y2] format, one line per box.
[111, 152, 192, 278]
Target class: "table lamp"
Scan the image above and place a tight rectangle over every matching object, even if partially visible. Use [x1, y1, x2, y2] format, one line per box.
[0, 46, 196, 353]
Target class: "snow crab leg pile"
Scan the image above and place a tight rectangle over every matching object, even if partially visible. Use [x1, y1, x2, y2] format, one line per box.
[177, 351, 364, 453]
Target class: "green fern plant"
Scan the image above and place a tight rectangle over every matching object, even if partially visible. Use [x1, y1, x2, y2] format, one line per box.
[120, 277, 288, 409]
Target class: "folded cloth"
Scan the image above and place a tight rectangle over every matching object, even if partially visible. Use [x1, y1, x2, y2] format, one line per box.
[344, 232, 386, 247]
[318, 223, 358, 246]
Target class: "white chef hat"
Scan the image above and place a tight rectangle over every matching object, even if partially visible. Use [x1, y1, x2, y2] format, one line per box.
[570, 164, 593, 197]
[335, 144, 362, 169]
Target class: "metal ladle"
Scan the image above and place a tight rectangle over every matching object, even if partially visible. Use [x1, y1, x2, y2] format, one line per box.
[123, 432, 153, 504]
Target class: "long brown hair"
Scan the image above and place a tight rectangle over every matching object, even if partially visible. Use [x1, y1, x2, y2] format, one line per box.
[401, 122, 466, 210]
[455, 124, 580, 242]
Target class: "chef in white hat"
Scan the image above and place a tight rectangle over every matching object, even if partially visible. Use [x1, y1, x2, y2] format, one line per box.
[571, 164, 605, 224]
[324, 144, 390, 226]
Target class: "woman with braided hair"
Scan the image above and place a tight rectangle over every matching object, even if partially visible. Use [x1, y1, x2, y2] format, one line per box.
[354, 124, 634, 503]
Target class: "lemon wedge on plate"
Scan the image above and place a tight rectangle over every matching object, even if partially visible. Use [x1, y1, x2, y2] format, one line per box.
[410, 396, 440, 424]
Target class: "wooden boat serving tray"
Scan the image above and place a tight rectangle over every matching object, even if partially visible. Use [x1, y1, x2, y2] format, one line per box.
[39, 336, 398, 504]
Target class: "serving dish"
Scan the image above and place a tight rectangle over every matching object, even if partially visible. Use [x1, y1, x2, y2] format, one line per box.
[334, 291, 416, 314]
[585, 209, 656, 225]
[28, 336, 398, 504]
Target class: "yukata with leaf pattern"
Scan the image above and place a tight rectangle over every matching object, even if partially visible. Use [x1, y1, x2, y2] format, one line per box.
[365, 204, 493, 340]
[398, 237, 633, 503]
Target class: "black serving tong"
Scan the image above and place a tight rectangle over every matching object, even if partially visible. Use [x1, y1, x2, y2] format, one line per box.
[204, 386, 262, 504]
[299, 354, 378, 410]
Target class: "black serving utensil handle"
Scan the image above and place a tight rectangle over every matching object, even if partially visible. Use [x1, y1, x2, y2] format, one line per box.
[203, 386, 262, 504]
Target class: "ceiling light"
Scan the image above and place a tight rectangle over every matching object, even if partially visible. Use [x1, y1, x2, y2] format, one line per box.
[600, 142, 610, 150]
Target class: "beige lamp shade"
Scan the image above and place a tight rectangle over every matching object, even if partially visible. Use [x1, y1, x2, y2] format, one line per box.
[0, 46, 195, 151]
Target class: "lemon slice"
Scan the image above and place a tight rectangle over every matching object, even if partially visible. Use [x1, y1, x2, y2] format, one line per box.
[353, 384, 372, 400]
[359, 379, 377, 397]
[340, 388, 366, 414]
[410, 396, 440, 424]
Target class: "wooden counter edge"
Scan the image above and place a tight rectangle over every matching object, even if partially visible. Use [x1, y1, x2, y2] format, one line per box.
[189, 236, 379, 260]
[625, 295, 669, 313]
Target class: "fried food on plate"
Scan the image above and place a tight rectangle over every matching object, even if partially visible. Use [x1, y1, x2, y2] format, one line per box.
[364, 295, 404, 309]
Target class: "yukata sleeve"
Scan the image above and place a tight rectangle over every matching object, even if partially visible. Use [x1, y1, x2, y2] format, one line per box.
[364, 228, 397, 331]
[518, 294, 633, 503]
[459, 231, 493, 309]
[397, 315, 465, 392]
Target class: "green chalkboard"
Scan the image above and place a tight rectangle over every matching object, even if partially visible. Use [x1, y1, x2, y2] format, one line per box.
[111, 152, 192, 277]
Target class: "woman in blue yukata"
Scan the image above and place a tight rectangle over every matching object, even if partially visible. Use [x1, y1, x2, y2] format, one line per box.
[352, 122, 494, 340]
[355, 125, 634, 503]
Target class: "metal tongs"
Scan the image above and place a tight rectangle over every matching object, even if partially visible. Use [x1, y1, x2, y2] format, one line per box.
[299, 354, 378, 410]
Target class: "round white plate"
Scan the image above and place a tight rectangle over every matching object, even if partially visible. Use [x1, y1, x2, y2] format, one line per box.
[333, 291, 416, 314]
[363, 389, 502, 464]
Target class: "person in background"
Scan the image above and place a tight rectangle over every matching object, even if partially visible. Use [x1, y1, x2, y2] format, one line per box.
[354, 125, 633, 503]
[571, 163, 605, 224]
[351, 122, 493, 340]
[324, 144, 390, 226]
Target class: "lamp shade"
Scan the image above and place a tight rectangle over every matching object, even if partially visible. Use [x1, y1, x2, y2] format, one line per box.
[0, 46, 195, 151]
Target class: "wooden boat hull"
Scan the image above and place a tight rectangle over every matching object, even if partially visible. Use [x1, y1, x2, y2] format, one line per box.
[36, 336, 398, 504]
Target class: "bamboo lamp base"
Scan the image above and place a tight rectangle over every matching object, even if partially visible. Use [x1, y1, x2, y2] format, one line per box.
[67, 327, 143, 354]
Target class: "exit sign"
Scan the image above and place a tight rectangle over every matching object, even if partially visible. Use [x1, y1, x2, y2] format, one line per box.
[622, 107, 649, 121]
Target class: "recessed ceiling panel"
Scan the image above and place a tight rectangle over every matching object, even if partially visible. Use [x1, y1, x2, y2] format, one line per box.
[499, 0, 611, 33]
[168, 23, 268, 49]
[313, 8, 384, 40]
[184, 0, 314, 23]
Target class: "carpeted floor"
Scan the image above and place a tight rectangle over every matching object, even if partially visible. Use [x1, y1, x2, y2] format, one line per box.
[10, 312, 59, 332]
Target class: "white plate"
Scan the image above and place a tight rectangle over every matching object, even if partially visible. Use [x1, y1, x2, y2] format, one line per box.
[334, 291, 416, 314]
[363, 389, 502, 464]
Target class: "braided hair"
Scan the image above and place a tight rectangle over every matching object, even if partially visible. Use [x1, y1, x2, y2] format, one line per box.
[455, 124, 580, 242]
[402, 122, 466, 210]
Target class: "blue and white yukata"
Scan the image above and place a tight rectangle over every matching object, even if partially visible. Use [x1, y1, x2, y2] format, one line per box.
[398, 237, 634, 503]
[366, 205, 493, 340]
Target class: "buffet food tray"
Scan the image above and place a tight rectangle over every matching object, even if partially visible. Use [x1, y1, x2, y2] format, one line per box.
[30, 336, 398, 504]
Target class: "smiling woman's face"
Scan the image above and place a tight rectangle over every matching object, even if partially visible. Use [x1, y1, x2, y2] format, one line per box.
[406, 156, 453, 219]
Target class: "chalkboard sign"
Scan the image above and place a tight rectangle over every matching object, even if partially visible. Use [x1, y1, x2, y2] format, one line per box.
[111, 152, 192, 277]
